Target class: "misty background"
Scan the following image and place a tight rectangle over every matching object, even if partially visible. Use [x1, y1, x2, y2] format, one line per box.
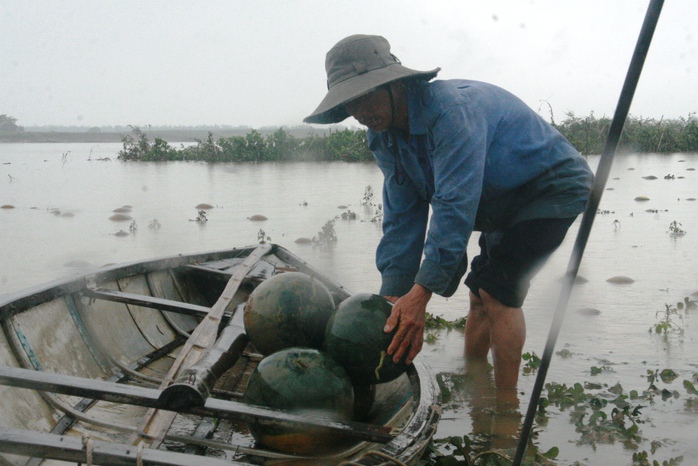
[1, 1, 696, 131]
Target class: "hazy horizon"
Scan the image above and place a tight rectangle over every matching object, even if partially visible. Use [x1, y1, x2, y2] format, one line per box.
[2, 1, 696, 129]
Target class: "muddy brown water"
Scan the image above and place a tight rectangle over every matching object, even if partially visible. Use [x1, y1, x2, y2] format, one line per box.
[1, 143, 697, 464]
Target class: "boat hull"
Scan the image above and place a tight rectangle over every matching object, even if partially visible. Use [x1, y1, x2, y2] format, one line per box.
[0, 244, 440, 465]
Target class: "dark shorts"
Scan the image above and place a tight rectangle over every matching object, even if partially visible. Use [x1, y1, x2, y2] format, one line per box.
[464, 217, 577, 308]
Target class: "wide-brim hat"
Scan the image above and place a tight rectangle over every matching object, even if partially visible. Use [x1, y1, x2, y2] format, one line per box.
[304, 35, 440, 124]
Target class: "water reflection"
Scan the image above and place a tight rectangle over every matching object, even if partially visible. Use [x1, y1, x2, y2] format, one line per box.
[464, 360, 522, 452]
[437, 359, 523, 457]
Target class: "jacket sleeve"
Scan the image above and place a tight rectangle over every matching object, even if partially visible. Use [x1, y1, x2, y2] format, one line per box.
[414, 103, 488, 297]
[372, 140, 430, 298]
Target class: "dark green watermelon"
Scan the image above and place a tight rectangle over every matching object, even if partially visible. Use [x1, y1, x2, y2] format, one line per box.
[242, 347, 354, 455]
[352, 382, 376, 420]
[243, 272, 335, 356]
[325, 293, 409, 384]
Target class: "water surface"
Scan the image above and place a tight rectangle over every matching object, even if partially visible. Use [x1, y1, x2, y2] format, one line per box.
[1, 143, 697, 464]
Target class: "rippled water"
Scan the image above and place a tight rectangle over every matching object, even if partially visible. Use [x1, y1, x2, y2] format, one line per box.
[1, 143, 697, 464]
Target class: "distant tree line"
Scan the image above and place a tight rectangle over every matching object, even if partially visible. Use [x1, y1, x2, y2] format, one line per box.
[120, 112, 698, 162]
[118, 126, 373, 162]
[555, 112, 698, 155]
[0, 114, 24, 133]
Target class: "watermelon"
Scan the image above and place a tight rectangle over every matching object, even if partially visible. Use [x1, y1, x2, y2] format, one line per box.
[242, 347, 354, 455]
[352, 382, 376, 420]
[243, 272, 335, 356]
[325, 293, 409, 384]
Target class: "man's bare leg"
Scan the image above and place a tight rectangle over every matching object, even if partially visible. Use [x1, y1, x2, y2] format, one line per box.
[464, 291, 491, 359]
[464, 289, 526, 388]
[480, 289, 526, 389]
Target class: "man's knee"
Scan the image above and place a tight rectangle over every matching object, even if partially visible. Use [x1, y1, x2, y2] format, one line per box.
[468, 291, 487, 317]
[480, 289, 520, 313]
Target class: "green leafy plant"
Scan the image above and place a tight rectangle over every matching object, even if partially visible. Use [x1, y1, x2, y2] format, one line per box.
[522, 352, 542, 375]
[676, 296, 697, 312]
[668, 220, 686, 236]
[312, 219, 337, 246]
[257, 229, 271, 244]
[370, 203, 384, 223]
[424, 313, 466, 330]
[632, 450, 683, 466]
[422, 313, 466, 345]
[362, 185, 375, 205]
[590, 365, 614, 376]
[190, 210, 208, 223]
[683, 379, 698, 396]
[651, 302, 684, 336]
[423, 433, 559, 465]
[340, 209, 356, 220]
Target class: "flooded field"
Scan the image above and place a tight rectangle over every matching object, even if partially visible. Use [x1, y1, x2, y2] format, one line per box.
[1, 143, 697, 464]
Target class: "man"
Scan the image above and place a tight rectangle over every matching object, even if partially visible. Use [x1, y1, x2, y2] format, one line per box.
[304, 34, 593, 389]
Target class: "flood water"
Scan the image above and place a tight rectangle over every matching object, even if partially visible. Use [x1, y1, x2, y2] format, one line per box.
[1, 143, 698, 465]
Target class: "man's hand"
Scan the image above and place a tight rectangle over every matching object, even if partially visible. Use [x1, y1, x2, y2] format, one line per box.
[383, 284, 432, 365]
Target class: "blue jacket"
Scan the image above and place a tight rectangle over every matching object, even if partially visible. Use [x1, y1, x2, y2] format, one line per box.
[368, 79, 593, 298]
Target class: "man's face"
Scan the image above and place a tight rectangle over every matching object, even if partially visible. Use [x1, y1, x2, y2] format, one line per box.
[344, 86, 392, 132]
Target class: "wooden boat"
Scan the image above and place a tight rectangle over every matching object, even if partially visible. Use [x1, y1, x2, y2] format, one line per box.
[0, 244, 440, 465]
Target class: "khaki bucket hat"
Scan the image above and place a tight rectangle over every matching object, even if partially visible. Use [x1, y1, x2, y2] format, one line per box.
[303, 35, 440, 124]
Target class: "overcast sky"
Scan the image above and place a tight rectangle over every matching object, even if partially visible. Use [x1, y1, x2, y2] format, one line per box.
[1, 1, 696, 129]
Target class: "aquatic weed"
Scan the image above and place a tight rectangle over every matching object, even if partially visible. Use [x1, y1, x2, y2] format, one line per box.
[340, 209, 357, 220]
[257, 229, 271, 244]
[522, 352, 542, 375]
[361, 185, 375, 206]
[650, 302, 684, 336]
[425, 312, 466, 331]
[667, 220, 686, 236]
[191, 210, 208, 223]
[423, 433, 558, 465]
[312, 219, 337, 246]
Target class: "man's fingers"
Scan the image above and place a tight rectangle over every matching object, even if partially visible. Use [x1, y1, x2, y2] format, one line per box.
[388, 326, 422, 364]
[390, 327, 422, 364]
[383, 306, 400, 333]
[382, 288, 428, 364]
[405, 332, 424, 365]
[386, 324, 404, 356]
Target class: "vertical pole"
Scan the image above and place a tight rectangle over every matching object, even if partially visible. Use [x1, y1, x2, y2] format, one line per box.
[513, 1, 664, 464]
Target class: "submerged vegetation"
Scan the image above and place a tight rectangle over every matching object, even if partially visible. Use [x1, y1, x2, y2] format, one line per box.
[117, 113, 698, 162]
[422, 295, 697, 465]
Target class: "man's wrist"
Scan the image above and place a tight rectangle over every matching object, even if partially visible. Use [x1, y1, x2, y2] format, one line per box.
[411, 283, 432, 301]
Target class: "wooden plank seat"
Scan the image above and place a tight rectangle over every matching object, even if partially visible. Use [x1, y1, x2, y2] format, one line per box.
[82, 288, 219, 319]
[0, 365, 396, 444]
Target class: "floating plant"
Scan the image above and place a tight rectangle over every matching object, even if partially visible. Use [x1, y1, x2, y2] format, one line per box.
[191, 210, 208, 223]
[668, 220, 686, 236]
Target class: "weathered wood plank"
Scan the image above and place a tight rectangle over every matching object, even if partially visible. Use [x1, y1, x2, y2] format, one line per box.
[158, 305, 248, 408]
[0, 365, 395, 443]
[82, 288, 216, 318]
[136, 244, 266, 447]
[0, 426, 235, 466]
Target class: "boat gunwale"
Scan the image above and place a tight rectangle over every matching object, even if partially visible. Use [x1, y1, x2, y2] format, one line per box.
[0, 243, 441, 465]
[0, 246, 259, 319]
